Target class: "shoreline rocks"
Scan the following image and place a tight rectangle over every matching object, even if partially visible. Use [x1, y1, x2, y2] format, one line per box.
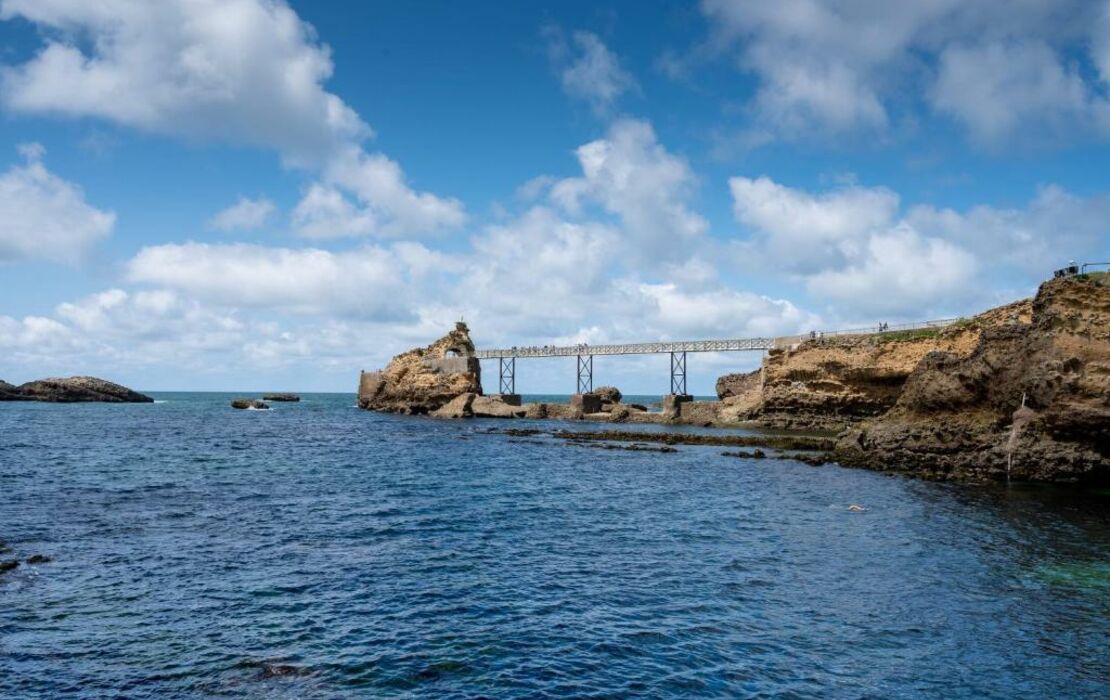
[0, 376, 153, 403]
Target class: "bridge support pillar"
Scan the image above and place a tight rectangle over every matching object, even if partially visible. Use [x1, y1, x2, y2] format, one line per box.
[498, 356, 515, 395]
[669, 351, 687, 396]
[576, 354, 593, 394]
[663, 393, 693, 419]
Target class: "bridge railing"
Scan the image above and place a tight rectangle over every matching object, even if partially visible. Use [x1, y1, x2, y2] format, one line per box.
[475, 318, 961, 359]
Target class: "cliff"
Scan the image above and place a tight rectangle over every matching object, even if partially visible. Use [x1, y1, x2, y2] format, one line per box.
[0, 376, 153, 403]
[358, 322, 483, 414]
[835, 275, 1109, 483]
[720, 300, 1031, 431]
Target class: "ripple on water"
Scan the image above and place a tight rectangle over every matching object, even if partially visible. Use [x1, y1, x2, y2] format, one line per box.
[0, 393, 1108, 698]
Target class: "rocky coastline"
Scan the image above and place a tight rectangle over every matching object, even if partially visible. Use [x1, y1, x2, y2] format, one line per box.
[358, 275, 1108, 484]
[0, 376, 153, 403]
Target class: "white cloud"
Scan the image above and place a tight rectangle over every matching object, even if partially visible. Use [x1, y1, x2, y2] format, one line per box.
[906, 185, 1110, 273]
[805, 226, 978, 316]
[696, 0, 1110, 145]
[0, 0, 365, 166]
[729, 176, 898, 273]
[549, 118, 707, 263]
[547, 28, 638, 114]
[292, 147, 466, 238]
[0, 143, 115, 264]
[931, 41, 1110, 146]
[637, 282, 817, 338]
[209, 196, 275, 232]
[125, 241, 452, 321]
[729, 174, 1110, 317]
[0, 0, 466, 238]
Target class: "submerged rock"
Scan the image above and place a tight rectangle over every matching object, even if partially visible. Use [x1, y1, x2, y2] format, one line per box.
[358, 322, 482, 415]
[231, 399, 269, 410]
[26, 554, 50, 564]
[262, 393, 300, 402]
[2, 376, 153, 403]
[0, 560, 19, 573]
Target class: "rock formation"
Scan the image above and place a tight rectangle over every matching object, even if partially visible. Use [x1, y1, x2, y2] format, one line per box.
[231, 399, 269, 410]
[262, 393, 300, 402]
[835, 275, 1109, 483]
[359, 322, 483, 414]
[719, 300, 1030, 431]
[0, 376, 153, 403]
[715, 370, 760, 400]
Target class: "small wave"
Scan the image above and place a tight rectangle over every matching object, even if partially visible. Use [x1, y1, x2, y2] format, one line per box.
[153, 400, 168, 404]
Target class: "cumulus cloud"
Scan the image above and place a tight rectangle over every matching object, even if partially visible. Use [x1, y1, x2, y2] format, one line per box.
[0, 0, 364, 165]
[292, 147, 466, 238]
[549, 119, 707, 264]
[0, 143, 115, 264]
[546, 28, 638, 114]
[729, 176, 898, 274]
[125, 241, 460, 321]
[729, 174, 1110, 317]
[931, 41, 1110, 146]
[696, 0, 1110, 145]
[0, 0, 466, 238]
[209, 196, 275, 232]
[804, 227, 978, 316]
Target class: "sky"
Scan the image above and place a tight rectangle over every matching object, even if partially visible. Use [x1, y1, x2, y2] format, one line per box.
[0, 0, 1108, 394]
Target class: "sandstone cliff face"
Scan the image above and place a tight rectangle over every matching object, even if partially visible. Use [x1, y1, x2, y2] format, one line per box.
[726, 300, 1031, 431]
[358, 322, 483, 414]
[835, 275, 1109, 483]
[0, 376, 153, 403]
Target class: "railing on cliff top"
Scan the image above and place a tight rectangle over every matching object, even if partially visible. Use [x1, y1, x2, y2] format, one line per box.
[474, 318, 961, 359]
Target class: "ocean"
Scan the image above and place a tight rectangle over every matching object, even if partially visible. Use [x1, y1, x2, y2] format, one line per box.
[1, 392, 1107, 698]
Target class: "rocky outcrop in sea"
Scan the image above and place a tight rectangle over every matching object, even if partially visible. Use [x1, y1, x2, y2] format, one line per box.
[0, 376, 153, 403]
[358, 322, 483, 414]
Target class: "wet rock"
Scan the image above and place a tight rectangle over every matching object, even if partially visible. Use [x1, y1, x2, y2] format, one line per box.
[471, 395, 529, 418]
[4, 376, 153, 403]
[358, 322, 482, 414]
[26, 555, 50, 564]
[432, 392, 476, 418]
[722, 449, 767, 459]
[0, 559, 19, 573]
[231, 399, 269, 410]
[262, 393, 300, 402]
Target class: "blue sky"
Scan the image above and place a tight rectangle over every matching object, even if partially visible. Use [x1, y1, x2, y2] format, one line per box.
[1, 0, 1108, 394]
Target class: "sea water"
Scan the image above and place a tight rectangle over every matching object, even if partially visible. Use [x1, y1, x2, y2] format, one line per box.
[1, 393, 1107, 698]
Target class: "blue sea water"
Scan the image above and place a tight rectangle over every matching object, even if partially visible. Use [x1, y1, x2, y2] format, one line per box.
[1, 392, 1107, 698]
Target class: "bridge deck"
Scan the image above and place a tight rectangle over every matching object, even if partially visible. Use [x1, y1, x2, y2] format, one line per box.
[475, 337, 778, 359]
[474, 318, 959, 359]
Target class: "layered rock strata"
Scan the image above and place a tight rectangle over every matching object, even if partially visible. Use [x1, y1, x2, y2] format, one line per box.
[834, 275, 1109, 483]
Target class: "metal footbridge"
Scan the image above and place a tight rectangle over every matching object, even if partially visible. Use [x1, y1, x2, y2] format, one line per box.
[475, 318, 958, 396]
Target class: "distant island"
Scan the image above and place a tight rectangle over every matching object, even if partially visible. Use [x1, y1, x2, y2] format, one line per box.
[358, 274, 1109, 485]
[0, 376, 152, 403]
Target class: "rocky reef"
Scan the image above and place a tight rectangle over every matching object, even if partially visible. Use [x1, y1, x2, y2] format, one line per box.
[0, 376, 153, 403]
[359, 322, 483, 414]
[834, 275, 1109, 483]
